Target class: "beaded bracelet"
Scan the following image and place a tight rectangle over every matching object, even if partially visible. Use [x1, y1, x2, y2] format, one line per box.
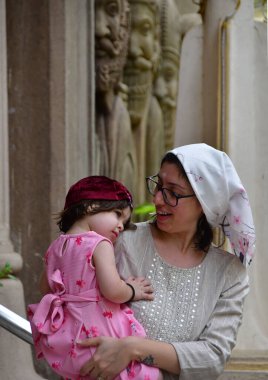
[126, 282, 135, 302]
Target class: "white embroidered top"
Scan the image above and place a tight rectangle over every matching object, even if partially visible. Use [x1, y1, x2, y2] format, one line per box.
[115, 222, 249, 380]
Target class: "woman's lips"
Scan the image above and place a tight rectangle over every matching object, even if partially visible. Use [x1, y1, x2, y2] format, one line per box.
[156, 211, 172, 222]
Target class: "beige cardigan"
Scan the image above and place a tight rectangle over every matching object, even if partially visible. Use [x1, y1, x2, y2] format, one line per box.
[115, 222, 249, 380]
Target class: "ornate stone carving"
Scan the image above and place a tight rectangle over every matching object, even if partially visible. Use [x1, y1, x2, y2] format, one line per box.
[95, 0, 136, 195]
[124, 0, 164, 202]
[154, 0, 182, 151]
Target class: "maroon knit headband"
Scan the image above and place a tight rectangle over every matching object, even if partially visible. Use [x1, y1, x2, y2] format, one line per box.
[64, 176, 133, 210]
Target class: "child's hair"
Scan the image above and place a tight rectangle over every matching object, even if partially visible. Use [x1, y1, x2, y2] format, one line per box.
[56, 199, 135, 233]
[56, 175, 136, 233]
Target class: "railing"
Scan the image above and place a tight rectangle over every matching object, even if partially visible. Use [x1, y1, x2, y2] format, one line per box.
[0, 304, 33, 345]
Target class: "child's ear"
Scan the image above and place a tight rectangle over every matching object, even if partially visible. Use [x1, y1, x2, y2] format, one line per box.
[86, 205, 93, 213]
[86, 203, 97, 213]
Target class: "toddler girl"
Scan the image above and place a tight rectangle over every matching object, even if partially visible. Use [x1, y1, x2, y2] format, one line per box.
[28, 176, 161, 380]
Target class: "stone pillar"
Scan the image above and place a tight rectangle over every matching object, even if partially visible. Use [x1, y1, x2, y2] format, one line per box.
[202, 0, 235, 146]
[173, 3, 204, 146]
[176, 1, 268, 374]
[220, 0, 268, 360]
[5, 1, 94, 377]
[0, 1, 44, 378]
[174, 23, 204, 146]
[175, 1, 236, 147]
[0, 1, 21, 271]
[49, 0, 94, 239]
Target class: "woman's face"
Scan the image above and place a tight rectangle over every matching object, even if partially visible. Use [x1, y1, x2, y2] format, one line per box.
[153, 162, 203, 236]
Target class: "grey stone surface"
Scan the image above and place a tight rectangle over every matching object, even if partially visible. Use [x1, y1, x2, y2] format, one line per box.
[219, 371, 268, 379]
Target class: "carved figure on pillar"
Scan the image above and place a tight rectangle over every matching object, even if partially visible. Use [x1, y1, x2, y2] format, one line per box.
[95, 0, 136, 195]
[124, 0, 165, 203]
[154, 0, 182, 151]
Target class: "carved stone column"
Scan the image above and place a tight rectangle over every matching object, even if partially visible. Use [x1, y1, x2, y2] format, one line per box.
[124, 0, 162, 203]
[0, 1, 43, 378]
[154, 0, 182, 151]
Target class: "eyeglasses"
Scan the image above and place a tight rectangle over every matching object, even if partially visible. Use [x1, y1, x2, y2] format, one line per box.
[146, 175, 196, 207]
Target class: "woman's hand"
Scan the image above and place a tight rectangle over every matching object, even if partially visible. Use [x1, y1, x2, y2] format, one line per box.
[78, 336, 133, 379]
[126, 276, 154, 301]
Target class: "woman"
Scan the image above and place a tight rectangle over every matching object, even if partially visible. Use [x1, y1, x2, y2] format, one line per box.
[78, 143, 255, 380]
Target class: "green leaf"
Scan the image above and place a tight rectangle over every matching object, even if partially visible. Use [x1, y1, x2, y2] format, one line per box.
[133, 203, 155, 216]
[0, 262, 15, 279]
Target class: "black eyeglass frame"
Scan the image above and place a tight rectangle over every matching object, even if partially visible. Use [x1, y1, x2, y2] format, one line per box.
[146, 175, 196, 207]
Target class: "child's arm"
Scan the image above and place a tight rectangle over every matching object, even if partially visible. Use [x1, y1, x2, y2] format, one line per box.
[93, 241, 154, 304]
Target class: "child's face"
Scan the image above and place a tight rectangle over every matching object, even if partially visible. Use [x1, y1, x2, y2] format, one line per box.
[85, 206, 131, 244]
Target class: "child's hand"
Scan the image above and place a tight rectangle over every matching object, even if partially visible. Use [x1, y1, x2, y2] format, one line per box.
[125, 276, 154, 301]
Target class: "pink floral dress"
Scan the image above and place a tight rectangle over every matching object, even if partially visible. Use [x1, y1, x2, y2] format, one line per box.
[28, 232, 159, 380]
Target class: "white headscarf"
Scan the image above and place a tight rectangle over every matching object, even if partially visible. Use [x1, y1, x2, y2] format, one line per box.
[170, 143, 256, 267]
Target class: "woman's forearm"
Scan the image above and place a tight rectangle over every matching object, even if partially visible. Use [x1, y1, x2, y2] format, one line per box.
[78, 335, 180, 378]
[126, 336, 181, 375]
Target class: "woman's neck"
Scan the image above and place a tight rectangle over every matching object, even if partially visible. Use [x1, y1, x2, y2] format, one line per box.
[150, 223, 206, 268]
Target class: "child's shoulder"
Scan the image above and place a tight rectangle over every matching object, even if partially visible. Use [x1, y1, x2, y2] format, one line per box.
[49, 231, 109, 248]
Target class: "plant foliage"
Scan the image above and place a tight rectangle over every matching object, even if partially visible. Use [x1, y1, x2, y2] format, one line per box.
[0, 262, 16, 286]
[133, 203, 155, 221]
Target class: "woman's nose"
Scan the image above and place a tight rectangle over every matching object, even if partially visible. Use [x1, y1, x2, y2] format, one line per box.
[153, 189, 165, 205]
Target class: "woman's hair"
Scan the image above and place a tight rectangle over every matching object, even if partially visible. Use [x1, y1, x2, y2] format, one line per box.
[56, 199, 135, 233]
[161, 152, 213, 252]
